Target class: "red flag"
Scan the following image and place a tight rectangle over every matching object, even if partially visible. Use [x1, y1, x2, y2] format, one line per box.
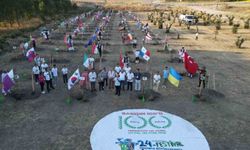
[119, 50, 124, 69]
[184, 52, 198, 75]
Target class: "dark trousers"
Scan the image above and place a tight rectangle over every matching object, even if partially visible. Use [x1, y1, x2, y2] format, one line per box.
[127, 82, 133, 91]
[115, 85, 121, 96]
[99, 81, 104, 91]
[90, 82, 96, 92]
[120, 80, 125, 90]
[198, 80, 206, 88]
[98, 49, 102, 57]
[40, 82, 44, 92]
[46, 80, 50, 92]
[63, 74, 68, 84]
[34, 74, 39, 82]
[49, 79, 54, 89]
[104, 78, 108, 86]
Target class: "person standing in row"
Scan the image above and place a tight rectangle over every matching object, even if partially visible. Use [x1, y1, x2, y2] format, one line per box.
[89, 69, 97, 92]
[44, 69, 54, 93]
[162, 66, 169, 88]
[98, 69, 105, 91]
[62, 65, 68, 84]
[153, 71, 161, 92]
[115, 63, 121, 73]
[126, 70, 134, 91]
[134, 68, 141, 91]
[41, 61, 48, 73]
[198, 66, 207, 88]
[103, 67, 108, 87]
[114, 73, 121, 96]
[51, 64, 58, 86]
[38, 72, 45, 94]
[119, 70, 126, 91]
[108, 68, 115, 89]
[32, 64, 40, 84]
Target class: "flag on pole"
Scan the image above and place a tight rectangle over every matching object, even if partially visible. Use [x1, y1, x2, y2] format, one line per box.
[26, 47, 36, 62]
[3, 69, 15, 93]
[119, 50, 124, 69]
[83, 53, 90, 68]
[184, 52, 199, 75]
[168, 67, 182, 87]
[139, 47, 150, 61]
[68, 69, 80, 90]
[145, 32, 152, 41]
[91, 43, 98, 54]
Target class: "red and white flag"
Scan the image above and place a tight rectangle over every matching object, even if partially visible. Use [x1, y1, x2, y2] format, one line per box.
[184, 52, 199, 75]
[139, 47, 151, 61]
[91, 43, 98, 54]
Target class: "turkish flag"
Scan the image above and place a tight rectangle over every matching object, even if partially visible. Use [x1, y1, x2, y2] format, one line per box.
[184, 52, 199, 75]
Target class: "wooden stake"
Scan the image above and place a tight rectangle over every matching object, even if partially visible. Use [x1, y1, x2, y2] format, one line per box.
[213, 73, 216, 90]
[31, 72, 35, 94]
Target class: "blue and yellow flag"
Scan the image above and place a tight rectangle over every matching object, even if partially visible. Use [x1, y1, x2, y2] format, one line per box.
[168, 67, 182, 87]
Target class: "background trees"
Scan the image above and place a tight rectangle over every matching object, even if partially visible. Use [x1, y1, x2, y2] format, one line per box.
[0, 0, 73, 27]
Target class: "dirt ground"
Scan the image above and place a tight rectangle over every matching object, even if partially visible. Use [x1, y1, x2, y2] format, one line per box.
[0, 1, 250, 150]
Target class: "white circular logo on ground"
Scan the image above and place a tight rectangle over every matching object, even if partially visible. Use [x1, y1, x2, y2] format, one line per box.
[90, 109, 210, 150]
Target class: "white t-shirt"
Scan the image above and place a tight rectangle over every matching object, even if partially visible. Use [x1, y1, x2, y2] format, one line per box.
[124, 66, 131, 74]
[41, 63, 48, 72]
[44, 71, 51, 81]
[32, 66, 40, 75]
[127, 72, 134, 82]
[153, 74, 161, 83]
[114, 77, 120, 86]
[89, 72, 97, 82]
[62, 68, 68, 75]
[119, 72, 126, 81]
[115, 66, 121, 73]
[51, 67, 58, 77]
[108, 70, 115, 79]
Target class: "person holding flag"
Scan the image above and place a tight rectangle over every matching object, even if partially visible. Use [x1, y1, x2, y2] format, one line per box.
[114, 72, 121, 96]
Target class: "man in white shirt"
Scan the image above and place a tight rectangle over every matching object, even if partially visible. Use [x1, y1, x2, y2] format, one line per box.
[51, 64, 58, 86]
[32, 64, 40, 84]
[44, 69, 51, 93]
[88, 69, 97, 92]
[119, 70, 126, 91]
[126, 70, 134, 91]
[88, 55, 95, 70]
[124, 64, 131, 74]
[114, 63, 121, 73]
[153, 71, 161, 91]
[41, 61, 48, 73]
[108, 68, 115, 89]
[61, 65, 68, 84]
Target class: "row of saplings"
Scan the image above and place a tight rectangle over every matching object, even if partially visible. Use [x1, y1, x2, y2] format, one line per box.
[147, 8, 248, 48]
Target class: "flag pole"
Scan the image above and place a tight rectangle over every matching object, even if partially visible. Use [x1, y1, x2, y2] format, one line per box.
[31, 72, 35, 94]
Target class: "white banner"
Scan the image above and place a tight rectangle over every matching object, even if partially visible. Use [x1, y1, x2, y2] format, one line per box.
[90, 109, 210, 150]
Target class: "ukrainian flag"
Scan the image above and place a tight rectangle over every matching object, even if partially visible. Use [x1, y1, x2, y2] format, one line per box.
[168, 67, 182, 87]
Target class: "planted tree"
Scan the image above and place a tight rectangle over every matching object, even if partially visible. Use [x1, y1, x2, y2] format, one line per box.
[227, 15, 235, 26]
[235, 36, 245, 48]
[232, 23, 240, 34]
